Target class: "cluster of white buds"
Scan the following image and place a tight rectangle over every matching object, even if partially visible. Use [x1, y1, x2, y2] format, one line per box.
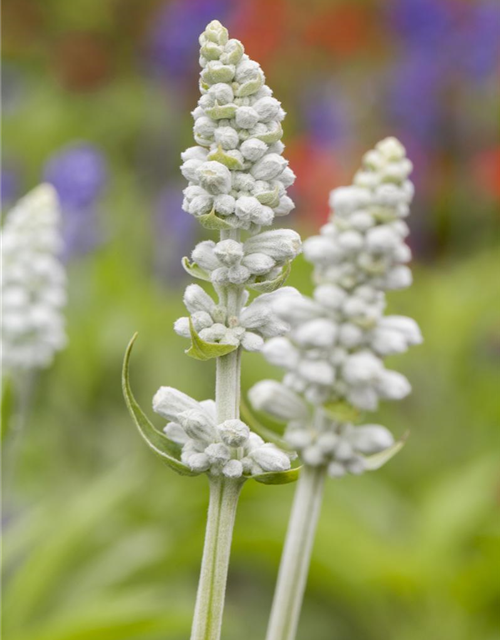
[181, 19, 296, 234]
[175, 285, 299, 352]
[249, 139, 422, 478]
[151, 20, 301, 479]
[189, 228, 301, 288]
[153, 387, 295, 478]
[1, 185, 67, 373]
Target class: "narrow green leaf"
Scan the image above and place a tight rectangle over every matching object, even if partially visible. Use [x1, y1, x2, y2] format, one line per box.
[181, 257, 211, 282]
[235, 75, 264, 97]
[248, 261, 291, 293]
[364, 431, 409, 471]
[255, 185, 280, 207]
[252, 466, 301, 485]
[185, 319, 238, 361]
[254, 122, 283, 144]
[205, 103, 238, 120]
[122, 334, 197, 476]
[197, 208, 234, 231]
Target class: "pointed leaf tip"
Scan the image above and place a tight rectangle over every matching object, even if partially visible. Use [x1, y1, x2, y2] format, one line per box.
[185, 318, 238, 361]
[122, 334, 197, 476]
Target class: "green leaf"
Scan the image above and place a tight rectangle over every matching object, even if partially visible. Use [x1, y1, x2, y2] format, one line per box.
[364, 431, 409, 471]
[240, 396, 291, 450]
[235, 74, 264, 97]
[181, 257, 211, 282]
[205, 103, 238, 120]
[255, 185, 280, 207]
[207, 144, 244, 169]
[197, 208, 234, 231]
[248, 261, 291, 293]
[254, 122, 283, 144]
[122, 334, 197, 476]
[322, 400, 360, 423]
[1, 374, 14, 442]
[185, 318, 238, 361]
[252, 466, 301, 485]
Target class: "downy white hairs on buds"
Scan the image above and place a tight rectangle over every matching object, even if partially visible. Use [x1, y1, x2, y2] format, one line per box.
[123, 20, 301, 640]
[1, 184, 67, 373]
[251, 137, 422, 480]
[258, 139, 423, 640]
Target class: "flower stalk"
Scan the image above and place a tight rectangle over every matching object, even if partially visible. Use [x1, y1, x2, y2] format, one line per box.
[191, 476, 244, 640]
[265, 464, 326, 640]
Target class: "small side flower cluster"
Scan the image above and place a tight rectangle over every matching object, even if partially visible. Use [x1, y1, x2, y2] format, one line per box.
[175, 285, 299, 352]
[1, 185, 67, 373]
[250, 138, 422, 478]
[154, 387, 294, 478]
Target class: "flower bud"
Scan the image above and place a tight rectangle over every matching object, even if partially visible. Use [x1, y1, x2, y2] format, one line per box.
[235, 195, 263, 222]
[243, 229, 301, 261]
[235, 106, 259, 129]
[222, 459, 244, 478]
[376, 370, 411, 400]
[205, 442, 231, 464]
[241, 252, 276, 275]
[178, 409, 216, 443]
[347, 424, 394, 454]
[252, 97, 281, 122]
[196, 161, 232, 194]
[218, 419, 250, 447]
[241, 331, 264, 351]
[213, 239, 244, 266]
[249, 379, 309, 421]
[293, 319, 338, 349]
[251, 443, 291, 472]
[240, 138, 268, 161]
[183, 284, 216, 314]
[342, 352, 383, 385]
[262, 337, 299, 368]
[153, 387, 201, 421]
[251, 153, 288, 180]
[187, 452, 211, 472]
[214, 126, 239, 149]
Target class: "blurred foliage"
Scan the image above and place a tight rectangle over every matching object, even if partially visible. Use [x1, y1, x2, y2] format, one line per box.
[2, 0, 500, 639]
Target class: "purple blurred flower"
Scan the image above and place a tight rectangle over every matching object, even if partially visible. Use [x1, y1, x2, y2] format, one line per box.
[145, 0, 233, 83]
[300, 83, 352, 149]
[154, 184, 196, 285]
[43, 143, 107, 211]
[43, 143, 108, 258]
[1, 167, 21, 210]
[458, 1, 500, 81]
[387, 0, 455, 47]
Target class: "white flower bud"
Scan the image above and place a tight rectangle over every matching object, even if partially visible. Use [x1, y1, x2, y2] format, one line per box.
[213, 239, 244, 266]
[235, 195, 263, 222]
[205, 442, 231, 464]
[193, 116, 216, 140]
[313, 284, 347, 310]
[240, 138, 268, 161]
[279, 167, 296, 188]
[174, 317, 190, 338]
[272, 295, 321, 324]
[347, 386, 378, 411]
[350, 210, 375, 231]
[178, 409, 217, 442]
[183, 284, 216, 314]
[181, 146, 209, 162]
[329, 186, 371, 214]
[218, 419, 250, 447]
[376, 370, 411, 400]
[303, 236, 342, 265]
[235, 106, 259, 129]
[262, 337, 299, 368]
[328, 462, 346, 478]
[342, 352, 383, 385]
[191, 240, 220, 271]
[298, 360, 335, 386]
[241, 331, 264, 351]
[252, 96, 281, 122]
[196, 161, 232, 194]
[338, 323, 364, 348]
[227, 264, 251, 284]
[213, 194, 236, 216]
[153, 387, 201, 421]
[293, 318, 338, 349]
[250, 443, 291, 472]
[181, 158, 204, 182]
[199, 323, 228, 343]
[186, 453, 211, 472]
[337, 231, 364, 252]
[241, 252, 276, 275]
[385, 265, 412, 289]
[164, 422, 189, 445]
[347, 424, 394, 454]
[302, 444, 325, 466]
[365, 226, 400, 253]
[222, 459, 244, 478]
[380, 316, 422, 345]
[346, 456, 366, 475]
[214, 126, 240, 149]
[243, 229, 301, 261]
[208, 82, 234, 104]
[376, 136, 406, 161]
[273, 195, 295, 217]
[249, 379, 309, 421]
[251, 153, 288, 180]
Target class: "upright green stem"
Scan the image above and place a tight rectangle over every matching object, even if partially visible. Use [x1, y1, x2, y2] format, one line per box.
[265, 464, 327, 640]
[190, 227, 245, 640]
[190, 476, 244, 640]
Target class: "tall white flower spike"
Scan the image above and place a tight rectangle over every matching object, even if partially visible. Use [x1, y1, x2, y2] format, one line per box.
[1, 184, 67, 373]
[122, 21, 300, 640]
[250, 139, 422, 640]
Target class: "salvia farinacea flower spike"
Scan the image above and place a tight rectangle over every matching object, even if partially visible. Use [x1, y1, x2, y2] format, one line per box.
[249, 137, 422, 640]
[2, 184, 67, 375]
[122, 20, 301, 640]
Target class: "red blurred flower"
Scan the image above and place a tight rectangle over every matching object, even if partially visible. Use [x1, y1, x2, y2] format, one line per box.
[472, 147, 500, 201]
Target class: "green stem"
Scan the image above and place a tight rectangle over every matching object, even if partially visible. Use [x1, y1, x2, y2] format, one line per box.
[265, 464, 327, 640]
[190, 476, 244, 640]
[190, 226, 245, 639]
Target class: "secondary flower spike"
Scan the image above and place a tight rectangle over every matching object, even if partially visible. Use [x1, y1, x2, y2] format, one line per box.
[250, 137, 422, 478]
[1, 184, 67, 373]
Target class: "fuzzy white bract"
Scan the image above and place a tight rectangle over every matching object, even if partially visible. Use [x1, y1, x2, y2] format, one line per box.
[250, 138, 422, 478]
[1, 184, 67, 373]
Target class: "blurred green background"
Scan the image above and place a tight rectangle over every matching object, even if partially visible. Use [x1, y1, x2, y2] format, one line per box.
[2, 0, 499, 639]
